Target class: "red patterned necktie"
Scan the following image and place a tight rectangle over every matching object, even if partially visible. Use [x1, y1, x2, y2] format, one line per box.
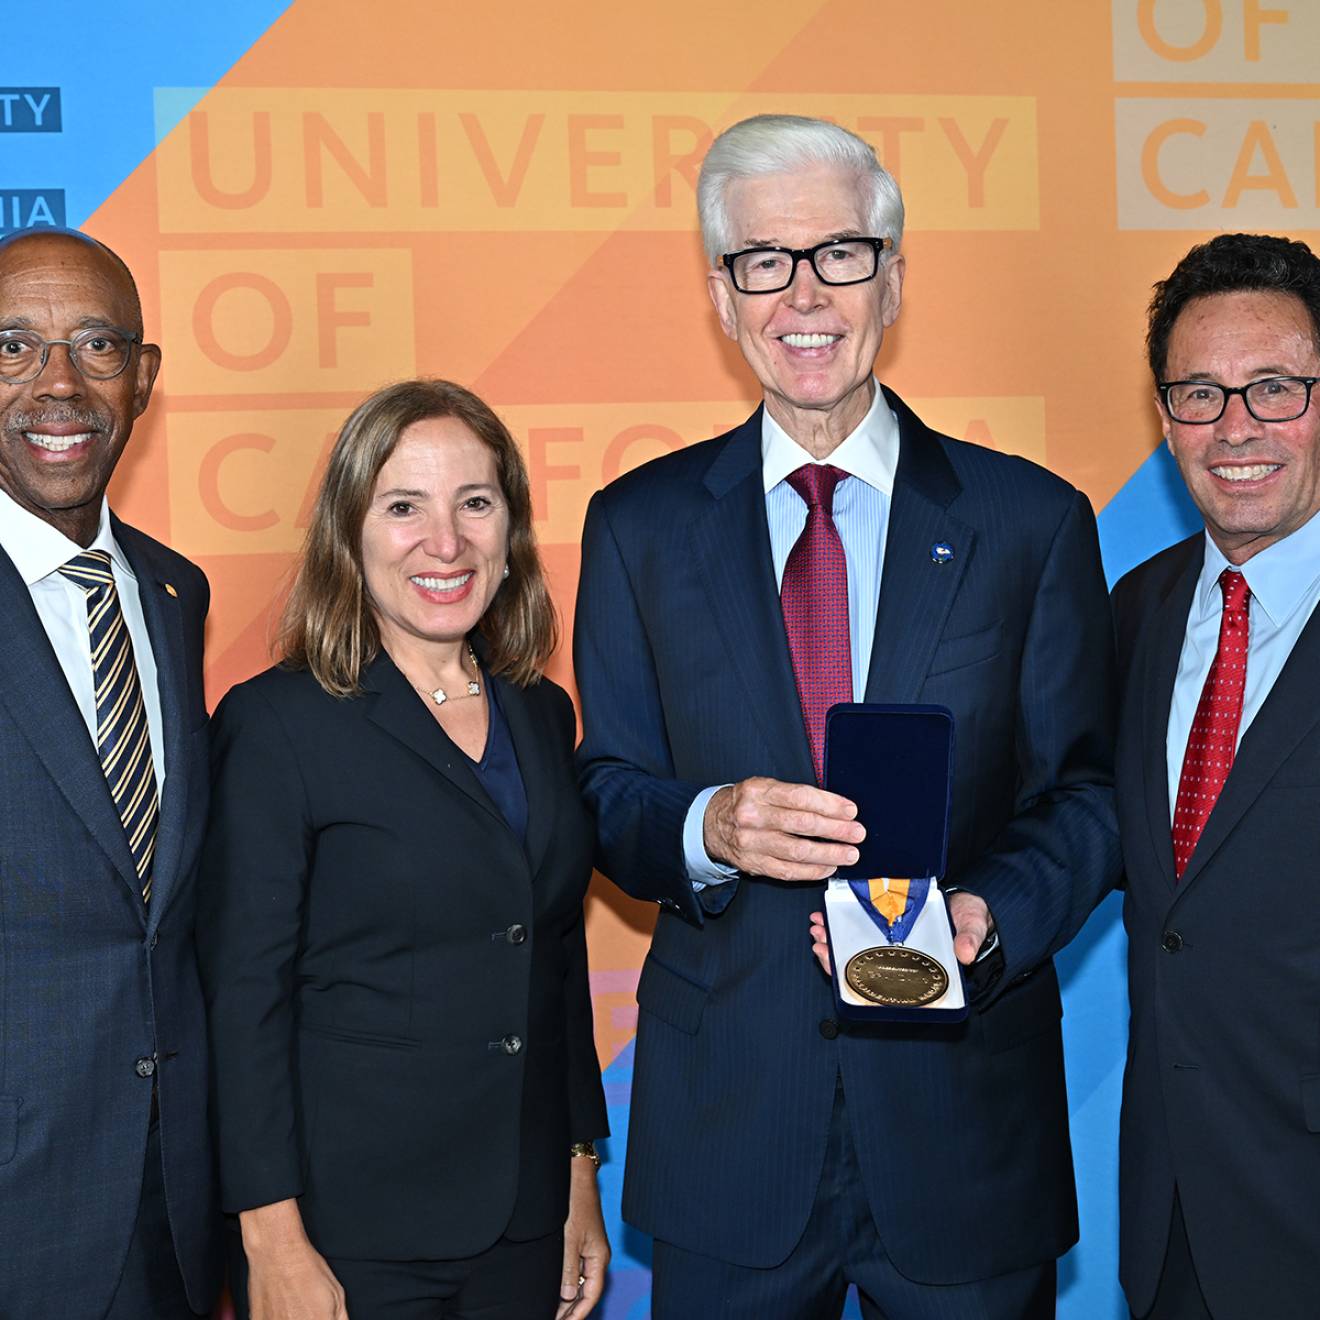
[1171, 569, 1250, 881]
[780, 463, 852, 785]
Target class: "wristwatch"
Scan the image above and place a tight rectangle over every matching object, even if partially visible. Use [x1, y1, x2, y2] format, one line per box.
[569, 1140, 601, 1169]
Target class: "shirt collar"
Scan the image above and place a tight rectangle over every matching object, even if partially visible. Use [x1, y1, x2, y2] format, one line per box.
[0, 489, 131, 587]
[760, 378, 899, 495]
[1195, 509, 1320, 629]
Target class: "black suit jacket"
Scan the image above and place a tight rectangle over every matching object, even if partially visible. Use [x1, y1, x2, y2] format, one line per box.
[1114, 534, 1320, 1320]
[0, 519, 220, 1319]
[574, 392, 1121, 1280]
[197, 655, 607, 1261]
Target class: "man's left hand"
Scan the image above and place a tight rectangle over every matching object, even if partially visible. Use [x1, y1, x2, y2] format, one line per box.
[807, 891, 996, 975]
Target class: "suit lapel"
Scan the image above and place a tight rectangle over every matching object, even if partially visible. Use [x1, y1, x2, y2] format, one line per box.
[863, 390, 972, 702]
[115, 523, 190, 926]
[1138, 541, 1201, 897]
[363, 652, 510, 831]
[0, 545, 144, 908]
[495, 675, 554, 877]
[1177, 591, 1320, 892]
[689, 410, 815, 785]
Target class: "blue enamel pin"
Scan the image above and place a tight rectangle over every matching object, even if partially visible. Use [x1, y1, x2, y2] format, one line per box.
[930, 542, 955, 565]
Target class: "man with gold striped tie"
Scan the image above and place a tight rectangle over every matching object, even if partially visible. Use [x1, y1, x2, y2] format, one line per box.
[0, 229, 221, 1319]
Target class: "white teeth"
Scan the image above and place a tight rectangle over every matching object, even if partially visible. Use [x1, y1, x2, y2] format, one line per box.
[781, 333, 839, 348]
[1211, 464, 1280, 482]
[411, 571, 473, 592]
[23, 431, 93, 452]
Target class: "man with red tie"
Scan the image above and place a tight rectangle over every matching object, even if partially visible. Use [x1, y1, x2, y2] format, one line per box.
[574, 114, 1120, 1318]
[1112, 233, 1320, 1320]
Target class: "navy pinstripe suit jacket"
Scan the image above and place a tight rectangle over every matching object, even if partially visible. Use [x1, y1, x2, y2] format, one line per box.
[574, 390, 1121, 1282]
[0, 520, 221, 1319]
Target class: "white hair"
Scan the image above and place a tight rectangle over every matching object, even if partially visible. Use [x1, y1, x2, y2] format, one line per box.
[696, 114, 905, 265]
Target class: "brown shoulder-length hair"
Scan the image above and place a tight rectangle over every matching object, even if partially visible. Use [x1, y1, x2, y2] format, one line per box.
[279, 378, 558, 697]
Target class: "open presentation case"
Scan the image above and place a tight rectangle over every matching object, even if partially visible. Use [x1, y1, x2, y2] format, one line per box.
[822, 703, 967, 1024]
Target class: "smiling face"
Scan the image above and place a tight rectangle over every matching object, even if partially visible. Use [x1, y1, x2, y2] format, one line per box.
[360, 415, 511, 660]
[707, 162, 903, 451]
[1159, 289, 1320, 564]
[0, 231, 159, 545]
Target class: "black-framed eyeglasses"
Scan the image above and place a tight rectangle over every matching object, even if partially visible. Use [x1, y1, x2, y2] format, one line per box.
[721, 237, 893, 294]
[1158, 376, 1320, 424]
[0, 326, 142, 385]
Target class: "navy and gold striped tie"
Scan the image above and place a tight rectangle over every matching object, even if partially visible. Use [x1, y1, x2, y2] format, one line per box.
[59, 551, 159, 902]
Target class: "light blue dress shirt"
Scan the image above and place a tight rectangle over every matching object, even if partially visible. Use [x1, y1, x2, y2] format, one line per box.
[1166, 510, 1320, 821]
[683, 382, 899, 885]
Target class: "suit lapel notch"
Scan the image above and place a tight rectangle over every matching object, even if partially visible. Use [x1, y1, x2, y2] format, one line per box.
[364, 657, 509, 828]
[691, 415, 814, 784]
[864, 397, 972, 702]
[495, 676, 553, 875]
[120, 530, 190, 925]
[1143, 548, 1204, 896]
[1177, 598, 1320, 891]
[0, 546, 145, 912]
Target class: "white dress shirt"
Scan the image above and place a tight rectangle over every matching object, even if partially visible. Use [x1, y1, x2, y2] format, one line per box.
[1166, 511, 1320, 821]
[0, 488, 166, 789]
[684, 381, 899, 884]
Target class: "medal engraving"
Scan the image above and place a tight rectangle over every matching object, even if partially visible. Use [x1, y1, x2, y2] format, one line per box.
[844, 945, 949, 1008]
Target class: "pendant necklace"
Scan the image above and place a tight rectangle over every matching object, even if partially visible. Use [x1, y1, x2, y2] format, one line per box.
[408, 644, 482, 706]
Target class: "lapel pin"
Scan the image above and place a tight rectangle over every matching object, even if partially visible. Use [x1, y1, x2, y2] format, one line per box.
[930, 542, 955, 565]
[163, 582, 178, 597]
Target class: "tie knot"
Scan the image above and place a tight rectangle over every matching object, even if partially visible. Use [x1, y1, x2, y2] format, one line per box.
[58, 549, 114, 592]
[1218, 568, 1250, 613]
[786, 463, 848, 513]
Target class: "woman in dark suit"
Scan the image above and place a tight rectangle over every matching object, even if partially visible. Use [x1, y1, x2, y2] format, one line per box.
[198, 379, 609, 1320]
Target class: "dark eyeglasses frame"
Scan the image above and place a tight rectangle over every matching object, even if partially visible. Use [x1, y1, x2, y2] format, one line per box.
[0, 326, 143, 385]
[721, 236, 893, 294]
[1157, 376, 1320, 424]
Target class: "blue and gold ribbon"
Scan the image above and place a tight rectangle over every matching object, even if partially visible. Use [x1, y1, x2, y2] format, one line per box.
[848, 877, 930, 945]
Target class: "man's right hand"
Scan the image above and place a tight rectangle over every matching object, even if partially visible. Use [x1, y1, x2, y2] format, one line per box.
[240, 1199, 350, 1320]
[703, 778, 864, 880]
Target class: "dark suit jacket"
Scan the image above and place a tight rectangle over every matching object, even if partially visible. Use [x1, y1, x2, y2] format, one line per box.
[574, 391, 1121, 1281]
[197, 655, 607, 1261]
[1113, 534, 1320, 1320]
[0, 519, 220, 1319]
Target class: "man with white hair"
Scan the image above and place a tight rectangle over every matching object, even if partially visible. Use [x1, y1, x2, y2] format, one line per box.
[575, 114, 1120, 1317]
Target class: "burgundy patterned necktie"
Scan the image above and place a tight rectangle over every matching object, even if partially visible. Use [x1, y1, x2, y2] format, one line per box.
[780, 463, 852, 785]
[1171, 569, 1250, 881]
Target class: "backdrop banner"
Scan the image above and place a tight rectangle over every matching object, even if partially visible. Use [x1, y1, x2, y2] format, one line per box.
[12, 3, 1315, 1316]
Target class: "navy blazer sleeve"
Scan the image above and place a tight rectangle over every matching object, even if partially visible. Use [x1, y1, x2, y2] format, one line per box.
[196, 681, 313, 1212]
[546, 684, 611, 1140]
[951, 489, 1121, 987]
[574, 489, 714, 925]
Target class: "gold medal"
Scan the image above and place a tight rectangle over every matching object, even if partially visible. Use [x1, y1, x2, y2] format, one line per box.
[844, 945, 949, 1008]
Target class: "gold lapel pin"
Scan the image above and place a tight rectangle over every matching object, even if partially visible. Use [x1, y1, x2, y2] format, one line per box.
[164, 582, 178, 598]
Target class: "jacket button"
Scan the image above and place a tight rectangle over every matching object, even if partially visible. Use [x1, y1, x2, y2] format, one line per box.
[1161, 930, 1184, 953]
[506, 924, 527, 945]
[134, 1056, 156, 1078]
[501, 1035, 523, 1055]
[819, 1019, 839, 1040]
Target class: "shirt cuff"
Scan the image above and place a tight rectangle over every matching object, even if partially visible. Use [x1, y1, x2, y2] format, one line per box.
[683, 785, 740, 890]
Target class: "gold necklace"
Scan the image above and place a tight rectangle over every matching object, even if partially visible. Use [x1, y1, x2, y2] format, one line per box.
[408, 644, 482, 707]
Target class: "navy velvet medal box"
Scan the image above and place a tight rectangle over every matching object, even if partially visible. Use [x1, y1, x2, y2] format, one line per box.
[822, 703, 967, 1023]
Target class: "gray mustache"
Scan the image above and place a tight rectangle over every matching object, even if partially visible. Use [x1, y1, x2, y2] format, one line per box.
[6, 407, 109, 433]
